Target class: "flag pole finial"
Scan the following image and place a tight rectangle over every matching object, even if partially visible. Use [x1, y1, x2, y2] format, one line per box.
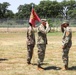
[32, 4, 34, 9]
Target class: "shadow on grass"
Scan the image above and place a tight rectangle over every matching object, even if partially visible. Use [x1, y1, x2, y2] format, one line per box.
[0, 58, 8, 62]
[32, 62, 49, 66]
[69, 66, 76, 70]
[44, 66, 61, 70]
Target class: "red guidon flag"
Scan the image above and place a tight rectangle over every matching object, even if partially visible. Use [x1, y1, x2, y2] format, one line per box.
[29, 8, 41, 27]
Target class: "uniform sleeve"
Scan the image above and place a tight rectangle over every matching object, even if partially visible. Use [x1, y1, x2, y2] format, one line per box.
[27, 28, 32, 40]
[27, 28, 32, 36]
[62, 28, 71, 46]
[46, 23, 51, 33]
[37, 26, 46, 34]
[28, 29, 31, 36]
[37, 24, 50, 34]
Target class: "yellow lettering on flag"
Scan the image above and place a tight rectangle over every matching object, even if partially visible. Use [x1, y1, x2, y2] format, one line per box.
[30, 13, 34, 19]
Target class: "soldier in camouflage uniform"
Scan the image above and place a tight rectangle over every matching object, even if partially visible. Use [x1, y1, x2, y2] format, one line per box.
[61, 20, 72, 70]
[26, 23, 35, 65]
[37, 19, 50, 70]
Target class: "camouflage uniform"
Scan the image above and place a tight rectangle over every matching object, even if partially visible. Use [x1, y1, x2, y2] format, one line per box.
[26, 26, 35, 64]
[37, 23, 50, 67]
[62, 26, 72, 67]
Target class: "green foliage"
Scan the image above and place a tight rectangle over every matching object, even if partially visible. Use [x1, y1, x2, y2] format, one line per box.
[15, 0, 76, 19]
[0, 0, 76, 24]
[0, 2, 14, 19]
[47, 18, 53, 27]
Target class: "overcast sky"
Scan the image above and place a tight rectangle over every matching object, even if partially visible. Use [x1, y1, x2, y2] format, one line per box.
[0, 0, 63, 13]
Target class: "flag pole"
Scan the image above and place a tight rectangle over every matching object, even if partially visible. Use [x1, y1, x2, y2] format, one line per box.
[31, 4, 35, 64]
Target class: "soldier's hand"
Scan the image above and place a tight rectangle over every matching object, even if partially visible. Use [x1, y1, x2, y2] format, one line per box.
[46, 21, 48, 24]
[62, 45, 65, 49]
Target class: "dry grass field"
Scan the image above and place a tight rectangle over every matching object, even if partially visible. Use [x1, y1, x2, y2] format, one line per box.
[0, 30, 76, 75]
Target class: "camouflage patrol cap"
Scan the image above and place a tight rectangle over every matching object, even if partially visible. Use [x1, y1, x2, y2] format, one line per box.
[61, 20, 69, 26]
[41, 19, 47, 22]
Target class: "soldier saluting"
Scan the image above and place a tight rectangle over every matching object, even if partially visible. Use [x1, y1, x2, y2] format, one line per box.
[61, 20, 72, 70]
[37, 19, 50, 70]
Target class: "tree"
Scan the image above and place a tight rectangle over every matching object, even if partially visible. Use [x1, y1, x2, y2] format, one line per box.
[60, 0, 76, 19]
[1, 2, 10, 18]
[6, 10, 14, 18]
[0, 2, 14, 19]
[16, 0, 76, 19]
[17, 3, 36, 19]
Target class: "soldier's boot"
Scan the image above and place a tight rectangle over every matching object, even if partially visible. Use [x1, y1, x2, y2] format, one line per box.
[65, 65, 68, 70]
[27, 61, 31, 65]
[37, 65, 44, 71]
[62, 65, 68, 70]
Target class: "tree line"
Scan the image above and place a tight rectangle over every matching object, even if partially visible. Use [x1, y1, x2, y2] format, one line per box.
[0, 0, 76, 19]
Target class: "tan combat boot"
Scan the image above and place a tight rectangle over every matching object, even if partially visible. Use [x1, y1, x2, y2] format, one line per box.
[62, 65, 68, 70]
[65, 65, 68, 70]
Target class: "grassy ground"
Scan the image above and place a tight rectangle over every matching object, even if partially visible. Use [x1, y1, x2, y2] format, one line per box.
[0, 32, 76, 75]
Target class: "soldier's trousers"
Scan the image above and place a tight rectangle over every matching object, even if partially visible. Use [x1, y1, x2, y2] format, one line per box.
[27, 44, 34, 63]
[37, 44, 46, 66]
[62, 47, 70, 66]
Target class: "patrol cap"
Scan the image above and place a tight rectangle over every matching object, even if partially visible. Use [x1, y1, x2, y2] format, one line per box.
[41, 19, 47, 22]
[61, 20, 69, 26]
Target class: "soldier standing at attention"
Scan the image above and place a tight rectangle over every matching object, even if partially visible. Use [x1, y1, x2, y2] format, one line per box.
[61, 20, 72, 70]
[26, 23, 35, 65]
[37, 19, 50, 70]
